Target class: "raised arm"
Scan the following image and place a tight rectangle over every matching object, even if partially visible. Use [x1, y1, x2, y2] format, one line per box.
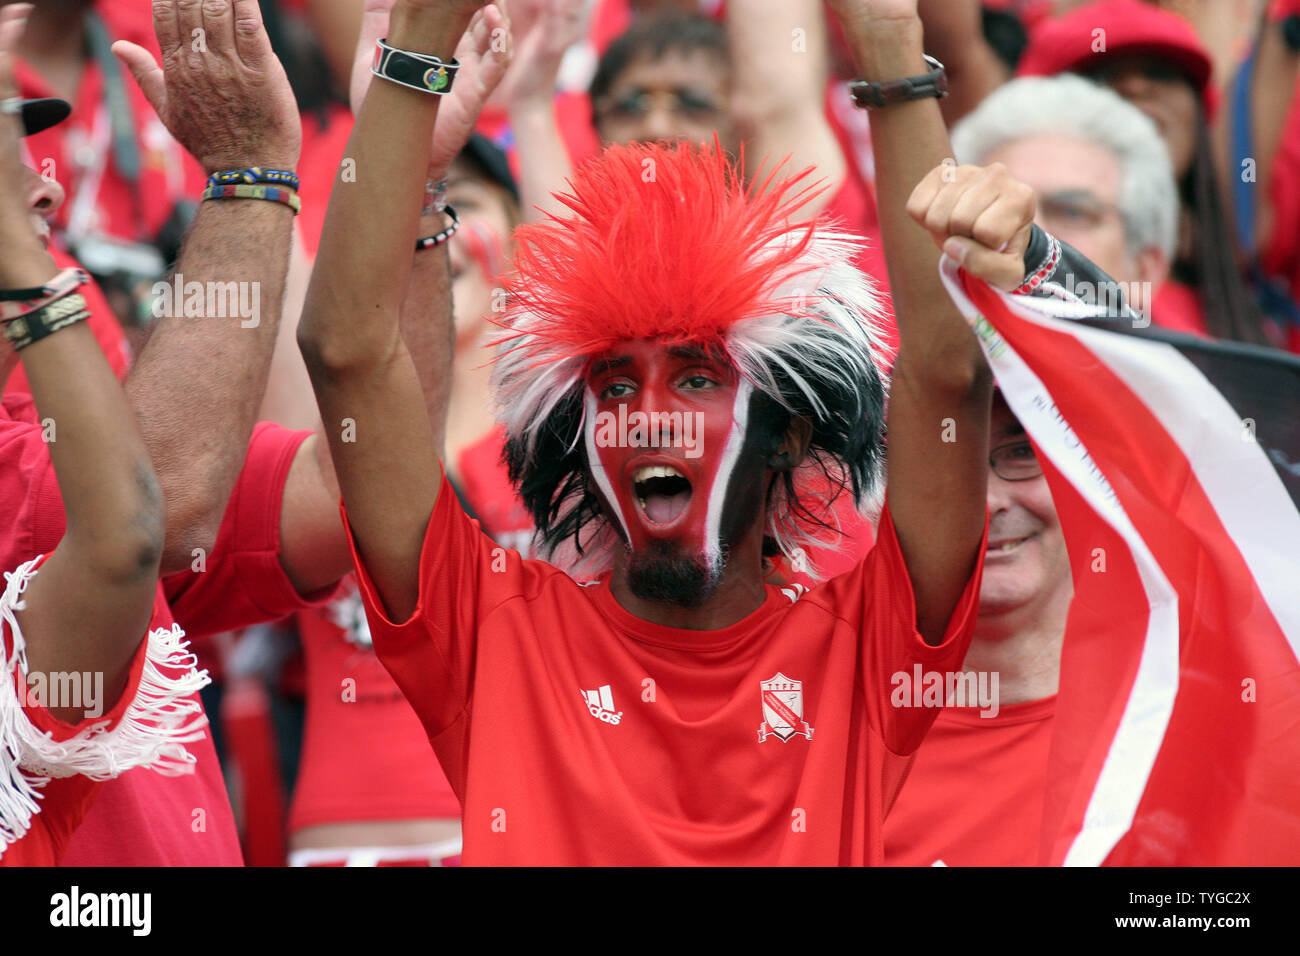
[500, 0, 583, 224]
[298, 0, 500, 621]
[0, 6, 162, 722]
[275, 1, 509, 596]
[727, 0, 844, 222]
[826, 0, 1032, 645]
[112, 0, 301, 574]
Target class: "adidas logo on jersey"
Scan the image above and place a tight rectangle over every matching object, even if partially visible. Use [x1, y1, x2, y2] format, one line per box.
[582, 684, 623, 725]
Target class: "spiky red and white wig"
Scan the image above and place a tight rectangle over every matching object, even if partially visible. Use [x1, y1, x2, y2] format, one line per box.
[491, 141, 889, 576]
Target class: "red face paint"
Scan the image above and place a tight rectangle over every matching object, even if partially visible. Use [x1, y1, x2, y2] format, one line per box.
[583, 340, 755, 573]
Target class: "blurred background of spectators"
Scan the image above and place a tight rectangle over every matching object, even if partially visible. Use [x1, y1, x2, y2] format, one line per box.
[18, 0, 1298, 865]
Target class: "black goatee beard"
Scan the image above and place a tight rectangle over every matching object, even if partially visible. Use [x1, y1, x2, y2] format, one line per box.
[625, 539, 727, 608]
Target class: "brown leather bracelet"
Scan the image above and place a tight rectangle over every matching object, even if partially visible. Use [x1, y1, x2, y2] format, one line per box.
[848, 55, 949, 110]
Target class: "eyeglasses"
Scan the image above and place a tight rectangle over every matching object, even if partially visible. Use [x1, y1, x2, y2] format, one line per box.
[989, 440, 1042, 482]
[594, 88, 722, 123]
[1037, 189, 1126, 237]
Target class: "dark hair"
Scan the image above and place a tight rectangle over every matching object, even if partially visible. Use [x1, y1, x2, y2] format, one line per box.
[1179, 109, 1271, 345]
[503, 339, 885, 566]
[589, 12, 730, 106]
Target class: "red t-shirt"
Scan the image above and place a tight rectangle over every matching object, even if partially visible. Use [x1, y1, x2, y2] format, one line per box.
[288, 430, 532, 833]
[0, 400, 198, 865]
[1150, 280, 1210, 338]
[53, 422, 339, 867]
[289, 579, 461, 832]
[345, 472, 986, 865]
[17, 3, 205, 247]
[883, 696, 1056, 867]
[1, 589, 168, 867]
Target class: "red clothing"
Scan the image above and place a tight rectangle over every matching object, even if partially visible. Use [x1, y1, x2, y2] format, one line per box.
[346, 473, 987, 865]
[0, 397, 200, 865]
[289, 580, 460, 832]
[1150, 279, 1209, 338]
[289, 430, 533, 834]
[2, 594, 162, 867]
[55, 422, 339, 867]
[16, 3, 205, 247]
[884, 697, 1056, 867]
[294, 104, 355, 260]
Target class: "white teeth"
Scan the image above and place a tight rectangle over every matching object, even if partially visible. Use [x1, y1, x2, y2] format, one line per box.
[638, 497, 647, 512]
[632, 465, 685, 484]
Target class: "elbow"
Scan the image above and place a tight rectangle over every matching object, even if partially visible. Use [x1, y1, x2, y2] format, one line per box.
[85, 463, 167, 583]
[158, 485, 222, 575]
[297, 315, 392, 380]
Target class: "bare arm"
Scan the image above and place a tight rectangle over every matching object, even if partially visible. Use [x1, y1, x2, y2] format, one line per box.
[275, 218, 456, 596]
[828, 1, 1026, 645]
[113, 0, 302, 575]
[276, 0, 507, 597]
[502, 0, 583, 224]
[298, 0, 500, 621]
[915, 0, 1008, 125]
[727, 0, 844, 222]
[0, 6, 162, 723]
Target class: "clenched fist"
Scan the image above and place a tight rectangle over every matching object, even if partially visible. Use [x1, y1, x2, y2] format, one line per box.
[907, 161, 1037, 291]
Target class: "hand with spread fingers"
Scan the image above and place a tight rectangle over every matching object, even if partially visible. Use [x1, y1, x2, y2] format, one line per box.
[350, 0, 510, 177]
[110, 0, 301, 173]
[907, 162, 1037, 291]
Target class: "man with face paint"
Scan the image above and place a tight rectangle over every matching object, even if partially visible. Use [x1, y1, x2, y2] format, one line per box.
[299, 0, 1040, 865]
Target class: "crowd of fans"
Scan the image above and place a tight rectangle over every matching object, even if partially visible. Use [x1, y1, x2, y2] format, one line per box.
[2, 0, 1297, 867]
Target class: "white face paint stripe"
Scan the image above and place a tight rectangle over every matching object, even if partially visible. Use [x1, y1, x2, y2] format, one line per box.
[703, 379, 752, 575]
[584, 388, 632, 544]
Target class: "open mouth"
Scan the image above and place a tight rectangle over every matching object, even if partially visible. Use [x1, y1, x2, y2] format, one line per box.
[633, 464, 693, 526]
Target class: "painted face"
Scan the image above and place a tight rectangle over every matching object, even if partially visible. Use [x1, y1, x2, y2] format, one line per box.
[583, 340, 767, 597]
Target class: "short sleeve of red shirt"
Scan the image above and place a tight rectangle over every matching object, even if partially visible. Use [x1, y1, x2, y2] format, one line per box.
[1, 572, 163, 867]
[162, 422, 342, 638]
[342, 469, 559, 783]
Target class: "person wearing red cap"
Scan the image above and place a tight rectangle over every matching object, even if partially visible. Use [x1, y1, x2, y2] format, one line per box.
[1018, 0, 1274, 347]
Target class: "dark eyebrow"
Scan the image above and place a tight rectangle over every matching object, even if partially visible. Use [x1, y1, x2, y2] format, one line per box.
[996, 421, 1027, 440]
[590, 355, 633, 376]
[669, 345, 717, 363]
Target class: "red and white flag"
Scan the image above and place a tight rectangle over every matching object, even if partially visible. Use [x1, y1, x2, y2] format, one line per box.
[940, 261, 1300, 865]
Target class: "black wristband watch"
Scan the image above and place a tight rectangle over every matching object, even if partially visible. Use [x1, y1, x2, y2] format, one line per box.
[848, 55, 949, 110]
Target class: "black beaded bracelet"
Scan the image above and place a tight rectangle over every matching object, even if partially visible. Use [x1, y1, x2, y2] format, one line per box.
[414, 205, 459, 250]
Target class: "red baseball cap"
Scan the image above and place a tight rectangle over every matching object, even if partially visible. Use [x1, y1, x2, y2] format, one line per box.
[1016, 0, 1219, 118]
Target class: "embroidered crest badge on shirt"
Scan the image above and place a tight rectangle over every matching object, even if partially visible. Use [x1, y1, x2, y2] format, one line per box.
[758, 672, 814, 742]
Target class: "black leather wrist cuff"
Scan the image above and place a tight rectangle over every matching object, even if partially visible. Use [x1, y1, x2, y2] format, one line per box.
[371, 39, 460, 96]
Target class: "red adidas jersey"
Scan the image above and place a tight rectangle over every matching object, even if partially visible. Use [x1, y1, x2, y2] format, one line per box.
[346, 472, 986, 865]
[883, 696, 1056, 867]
